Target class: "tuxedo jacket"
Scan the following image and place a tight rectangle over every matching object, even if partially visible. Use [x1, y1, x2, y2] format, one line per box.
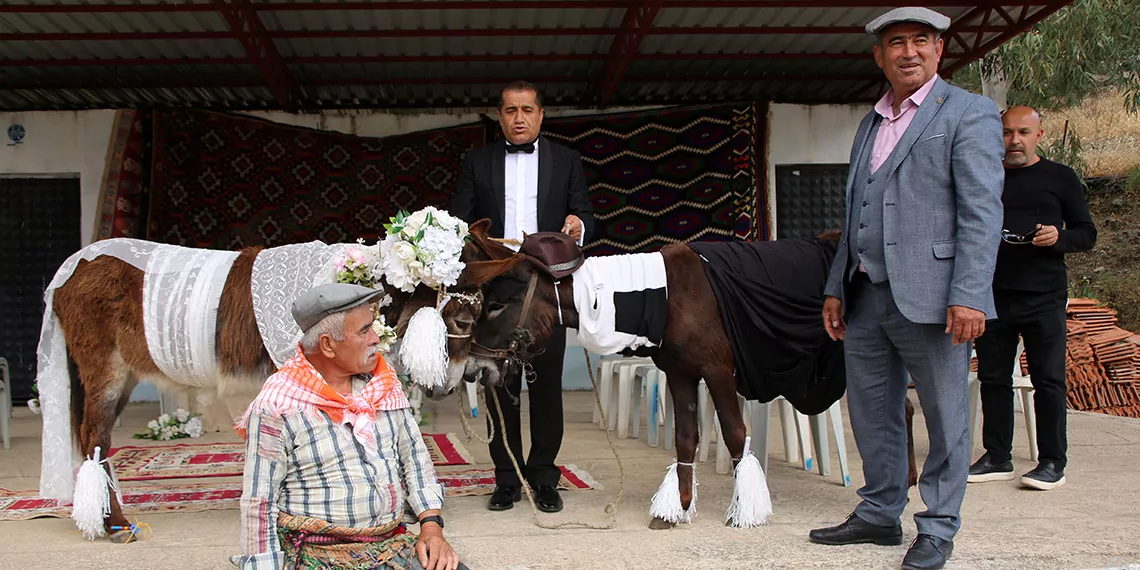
[450, 135, 596, 242]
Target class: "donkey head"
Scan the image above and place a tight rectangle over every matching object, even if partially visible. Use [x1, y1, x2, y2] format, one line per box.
[388, 219, 522, 399]
[459, 221, 581, 388]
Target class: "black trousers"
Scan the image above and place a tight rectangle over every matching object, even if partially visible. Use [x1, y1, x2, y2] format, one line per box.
[974, 288, 1068, 468]
[485, 326, 567, 487]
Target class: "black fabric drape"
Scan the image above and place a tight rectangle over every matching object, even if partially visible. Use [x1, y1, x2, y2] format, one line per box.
[687, 238, 845, 415]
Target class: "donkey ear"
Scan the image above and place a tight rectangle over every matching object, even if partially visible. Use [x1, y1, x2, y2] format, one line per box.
[456, 257, 522, 288]
[469, 219, 492, 240]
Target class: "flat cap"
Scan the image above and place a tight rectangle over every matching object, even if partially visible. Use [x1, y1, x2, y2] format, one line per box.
[865, 7, 951, 35]
[292, 282, 383, 333]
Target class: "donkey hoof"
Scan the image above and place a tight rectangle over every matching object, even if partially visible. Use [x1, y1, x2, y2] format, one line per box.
[108, 530, 136, 544]
[649, 516, 676, 530]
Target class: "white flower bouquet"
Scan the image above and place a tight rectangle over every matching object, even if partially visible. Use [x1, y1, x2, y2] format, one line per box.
[133, 408, 204, 441]
[379, 207, 469, 293]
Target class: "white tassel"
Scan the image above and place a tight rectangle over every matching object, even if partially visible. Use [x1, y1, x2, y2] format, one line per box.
[724, 436, 773, 528]
[399, 307, 448, 389]
[649, 459, 698, 524]
[71, 446, 114, 540]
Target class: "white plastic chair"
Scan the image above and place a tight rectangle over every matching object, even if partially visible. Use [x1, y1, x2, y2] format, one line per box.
[697, 381, 851, 486]
[968, 338, 1038, 462]
[1, 357, 11, 450]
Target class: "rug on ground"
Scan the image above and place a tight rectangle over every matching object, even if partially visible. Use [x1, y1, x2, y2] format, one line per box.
[146, 109, 487, 249]
[0, 465, 601, 521]
[543, 102, 768, 256]
[107, 433, 475, 481]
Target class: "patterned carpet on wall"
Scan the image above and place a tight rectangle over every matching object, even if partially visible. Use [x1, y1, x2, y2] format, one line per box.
[543, 102, 767, 256]
[146, 109, 487, 249]
[106, 434, 475, 481]
[0, 466, 601, 520]
[94, 109, 151, 240]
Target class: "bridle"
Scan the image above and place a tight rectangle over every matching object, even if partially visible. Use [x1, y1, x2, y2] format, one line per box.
[467, 268, 577, 382]
[438, 290, 483, 340]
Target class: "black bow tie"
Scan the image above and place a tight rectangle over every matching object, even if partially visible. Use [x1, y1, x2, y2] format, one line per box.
[505, 141, 535, 154]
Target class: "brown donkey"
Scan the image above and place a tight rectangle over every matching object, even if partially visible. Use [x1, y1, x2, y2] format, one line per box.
[458, 221, 918, 529]
[40, 239, 513, 541]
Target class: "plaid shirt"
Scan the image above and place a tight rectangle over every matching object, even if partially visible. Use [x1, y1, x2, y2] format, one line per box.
[232, 379, 443, 569]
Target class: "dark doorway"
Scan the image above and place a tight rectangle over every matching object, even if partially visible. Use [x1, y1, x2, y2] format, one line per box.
[0, 177, 81, 404]
[775, 164, 849, 239]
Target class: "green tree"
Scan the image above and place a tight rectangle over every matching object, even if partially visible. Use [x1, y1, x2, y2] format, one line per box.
[952, 0, 1140, 113]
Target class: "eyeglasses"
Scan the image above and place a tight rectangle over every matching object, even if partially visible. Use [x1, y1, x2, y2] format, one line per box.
[1001, 228, 1038, 245]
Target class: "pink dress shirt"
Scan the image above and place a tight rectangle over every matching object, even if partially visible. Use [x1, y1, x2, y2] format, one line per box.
[858, 74, 939, 273]
[869, 74, 940, 173]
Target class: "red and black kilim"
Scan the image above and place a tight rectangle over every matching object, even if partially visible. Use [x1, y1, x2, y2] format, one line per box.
[147, 110, 487, 249]
[543, 103, 767, 256]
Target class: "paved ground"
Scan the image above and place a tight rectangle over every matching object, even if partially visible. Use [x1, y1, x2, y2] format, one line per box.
[2, 390, 1139, 569]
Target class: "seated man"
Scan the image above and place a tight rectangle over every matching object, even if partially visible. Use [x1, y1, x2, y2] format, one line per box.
[231, 282, 465, 570]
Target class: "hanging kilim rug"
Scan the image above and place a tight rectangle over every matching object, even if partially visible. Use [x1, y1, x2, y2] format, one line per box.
[147, 110, 486, 249]
[107, 433, 474, 481]
[543, 103, 767, 256]
[0, 466, 600, 520]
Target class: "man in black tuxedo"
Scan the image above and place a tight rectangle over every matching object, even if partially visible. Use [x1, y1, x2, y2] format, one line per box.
[451, 80, 595, 513]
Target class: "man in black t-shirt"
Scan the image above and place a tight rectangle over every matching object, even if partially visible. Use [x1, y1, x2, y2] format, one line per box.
[968, 106, 1097, 490]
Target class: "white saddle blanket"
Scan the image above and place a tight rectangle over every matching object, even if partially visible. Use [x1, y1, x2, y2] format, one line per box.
[572, 253, 669, 355]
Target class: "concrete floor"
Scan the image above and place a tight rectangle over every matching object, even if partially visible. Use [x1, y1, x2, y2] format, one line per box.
[1, 391, 1139, 570]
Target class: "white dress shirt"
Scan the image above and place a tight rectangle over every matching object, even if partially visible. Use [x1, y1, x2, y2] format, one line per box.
[503, 143, 540, 250]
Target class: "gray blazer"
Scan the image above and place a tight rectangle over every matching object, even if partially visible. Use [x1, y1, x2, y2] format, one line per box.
[823, 77, 1005, 325]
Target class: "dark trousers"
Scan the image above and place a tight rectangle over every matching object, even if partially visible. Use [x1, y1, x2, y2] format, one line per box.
[974, 288, 1068, 468]
[485, 326, 567, 487]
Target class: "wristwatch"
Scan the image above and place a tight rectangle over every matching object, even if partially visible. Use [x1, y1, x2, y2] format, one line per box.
[419, 515, 444, 529]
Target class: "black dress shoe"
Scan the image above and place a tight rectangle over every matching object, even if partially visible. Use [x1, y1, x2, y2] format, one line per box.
[534, 485, 563, 513]
[967, 452, 1015, 483]
[1020, 460, 1066, 490]
[809, 514, 903, 546]
[902, 534, 954, 570]
[488, 485, 522, 511]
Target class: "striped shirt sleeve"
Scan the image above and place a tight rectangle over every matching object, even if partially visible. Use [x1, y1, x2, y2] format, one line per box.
[389, 408, 445, 515]
[234, 411, 289, 570]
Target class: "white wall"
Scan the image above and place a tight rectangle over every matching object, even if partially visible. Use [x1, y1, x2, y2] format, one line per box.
[765, 103, 866, 238]
[1, 110, 118, 246]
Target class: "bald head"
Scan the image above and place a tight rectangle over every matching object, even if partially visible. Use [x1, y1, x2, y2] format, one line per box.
[1002, 105, 1043, 168]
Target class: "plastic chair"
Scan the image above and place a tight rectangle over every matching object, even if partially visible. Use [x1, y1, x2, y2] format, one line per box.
[1, 357, 11, 450]
[968, 338, 1038, 462]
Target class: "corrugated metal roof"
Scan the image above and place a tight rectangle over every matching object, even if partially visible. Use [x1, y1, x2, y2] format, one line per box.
[0, 1, 1074, 111]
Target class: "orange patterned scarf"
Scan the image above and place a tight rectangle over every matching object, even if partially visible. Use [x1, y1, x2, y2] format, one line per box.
[235, 347, 409, 452]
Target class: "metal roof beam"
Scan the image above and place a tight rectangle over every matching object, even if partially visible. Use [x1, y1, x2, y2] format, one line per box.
[0, 24, 1015, 42]
[0, 51, 874, 67]
[594, 0, 664, 108]
[217, 0, 300, 112]
[941, 1, 1073, 77]
[5, 72, 875, 91]
[0, 1, 1059, 13]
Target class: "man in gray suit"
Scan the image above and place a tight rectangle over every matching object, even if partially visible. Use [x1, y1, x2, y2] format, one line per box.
[808, 7, 1005, 570]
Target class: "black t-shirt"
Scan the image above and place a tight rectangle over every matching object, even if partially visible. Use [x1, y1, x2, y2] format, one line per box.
[994, 158, 1097, 293]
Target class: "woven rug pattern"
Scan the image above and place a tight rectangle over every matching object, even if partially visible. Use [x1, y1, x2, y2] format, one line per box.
[543, 103, 767, 255]
[147, 109, 486, 249]
[108, 433, 474, 481]
[0, 465, 600, 521]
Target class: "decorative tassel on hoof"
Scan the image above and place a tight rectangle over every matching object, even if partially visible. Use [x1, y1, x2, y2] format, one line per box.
[399, 306, 448, 389]
[72, 446, 116, 540]
[724, 436, 773, 528]
[649, 458, 698, 524]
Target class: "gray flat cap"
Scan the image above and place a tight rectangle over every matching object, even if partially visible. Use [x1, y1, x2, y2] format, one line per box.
[292, 282, 383, 333]
[865, 7, 951, 35]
